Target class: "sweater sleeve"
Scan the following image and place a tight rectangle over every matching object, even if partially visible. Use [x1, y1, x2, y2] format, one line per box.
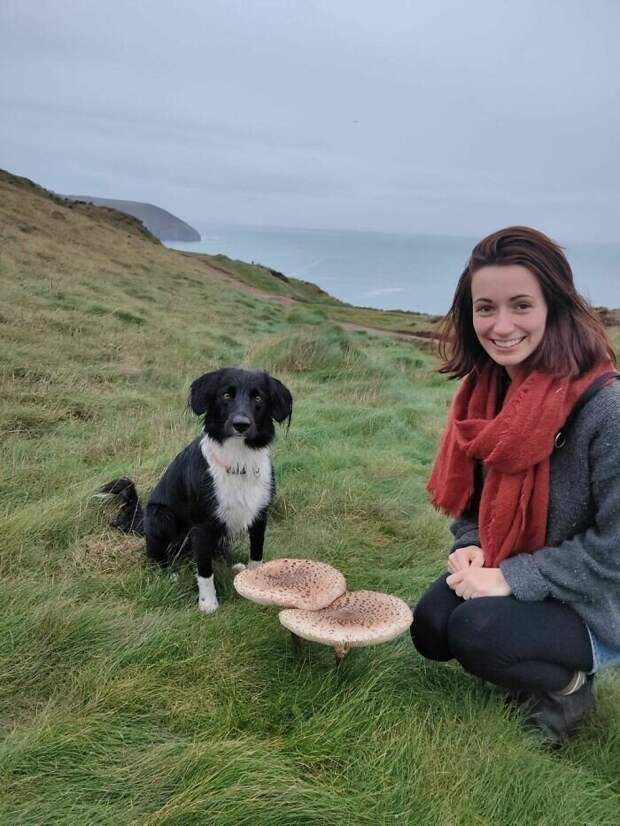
[450, 510, 481, 552]
[501, 471, 620, 602]
[501, 395, 620, 603]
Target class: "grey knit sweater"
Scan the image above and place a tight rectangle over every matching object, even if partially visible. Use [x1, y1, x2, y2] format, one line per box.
[449, 380, 620, 649]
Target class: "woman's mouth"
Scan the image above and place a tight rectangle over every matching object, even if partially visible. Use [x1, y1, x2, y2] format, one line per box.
[491, 336, 526, 350]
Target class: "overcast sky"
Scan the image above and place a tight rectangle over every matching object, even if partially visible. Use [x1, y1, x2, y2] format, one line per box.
[1, 0, 619, 242]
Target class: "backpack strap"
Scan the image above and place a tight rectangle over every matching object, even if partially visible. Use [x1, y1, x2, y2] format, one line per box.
[554, 371, 620, 450]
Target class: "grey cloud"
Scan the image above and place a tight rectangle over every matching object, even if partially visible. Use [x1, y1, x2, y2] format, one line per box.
[1, 0, 619, 241]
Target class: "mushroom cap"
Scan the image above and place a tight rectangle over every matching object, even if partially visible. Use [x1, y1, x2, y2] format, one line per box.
[278, 590, 413, 648]
[233, 558, 346, 610]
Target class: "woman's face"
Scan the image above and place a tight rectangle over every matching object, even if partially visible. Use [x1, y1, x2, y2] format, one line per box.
[471, 264, 548, 378]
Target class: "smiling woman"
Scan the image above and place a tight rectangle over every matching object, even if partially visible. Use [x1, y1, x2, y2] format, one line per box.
[410, 226, 620, 747]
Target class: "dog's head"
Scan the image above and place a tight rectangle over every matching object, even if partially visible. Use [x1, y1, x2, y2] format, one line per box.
[189, 368, 293, 448]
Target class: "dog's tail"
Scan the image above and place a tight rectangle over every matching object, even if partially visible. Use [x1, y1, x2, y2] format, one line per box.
[96, 478, 145, 535]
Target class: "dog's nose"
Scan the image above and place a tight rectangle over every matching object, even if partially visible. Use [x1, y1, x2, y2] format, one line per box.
[232, 416, 251, 434]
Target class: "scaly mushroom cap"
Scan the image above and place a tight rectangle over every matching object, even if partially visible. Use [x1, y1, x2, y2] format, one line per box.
[278, 590, 413, 652]
[233, 558, 346, 610]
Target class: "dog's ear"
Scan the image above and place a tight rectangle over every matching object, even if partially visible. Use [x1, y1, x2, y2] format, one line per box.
[267, 375, 293, 425]
[189, 370, 222, 415]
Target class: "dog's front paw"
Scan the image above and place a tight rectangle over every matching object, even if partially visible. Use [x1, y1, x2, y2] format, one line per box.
[197, 574, 219, 615]
[231, 562, 246, 574]
[198, 595, 220, 614]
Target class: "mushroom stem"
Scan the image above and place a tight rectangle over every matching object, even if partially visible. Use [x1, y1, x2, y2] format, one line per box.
[333, 642, 349, 661]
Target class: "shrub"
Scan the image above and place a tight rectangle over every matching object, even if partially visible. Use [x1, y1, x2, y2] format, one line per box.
[248, 324, 368, 377]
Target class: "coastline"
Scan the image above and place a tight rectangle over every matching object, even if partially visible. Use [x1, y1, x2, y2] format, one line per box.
[166, 226, 620, 316]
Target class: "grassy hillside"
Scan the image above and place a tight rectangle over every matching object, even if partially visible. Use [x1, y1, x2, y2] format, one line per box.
[1, 169, 619, 825]
[63, 195, 201, 242]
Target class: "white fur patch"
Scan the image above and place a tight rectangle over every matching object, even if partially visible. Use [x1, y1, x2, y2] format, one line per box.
[197, 574, 219, 613]
[231, 559, 263, 574]
[200, 435, 272, 536]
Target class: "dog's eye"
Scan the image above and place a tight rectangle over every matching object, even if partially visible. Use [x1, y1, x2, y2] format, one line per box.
[222, 392, 232, 400]
[254, 394, 263, 403]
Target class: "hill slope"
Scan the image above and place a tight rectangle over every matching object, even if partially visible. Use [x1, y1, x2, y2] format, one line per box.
[64, 194, 201, 242]
[1, 167, 619, 825]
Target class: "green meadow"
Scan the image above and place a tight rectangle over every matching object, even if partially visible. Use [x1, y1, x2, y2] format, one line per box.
[1, 169, 620, 825]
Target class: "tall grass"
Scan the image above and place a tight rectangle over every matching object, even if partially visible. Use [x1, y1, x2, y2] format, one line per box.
[1, 170, 620, 824]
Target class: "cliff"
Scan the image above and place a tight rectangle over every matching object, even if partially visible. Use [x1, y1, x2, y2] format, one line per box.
[63, 195, 201, 242]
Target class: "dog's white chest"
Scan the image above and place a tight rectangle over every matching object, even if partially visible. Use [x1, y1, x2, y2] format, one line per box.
[201, 436, 272, 534]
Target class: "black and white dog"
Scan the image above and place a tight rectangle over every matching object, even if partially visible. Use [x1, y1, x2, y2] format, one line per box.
[99, 367, 292, 613]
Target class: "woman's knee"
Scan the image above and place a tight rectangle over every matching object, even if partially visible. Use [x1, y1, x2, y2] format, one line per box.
[411, 605, 449, 660]
[411, 576, 459, 661]
[447, 598, 505, 673]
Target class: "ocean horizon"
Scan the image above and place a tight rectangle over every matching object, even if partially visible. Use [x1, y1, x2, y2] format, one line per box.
[166, 224, 620, 315]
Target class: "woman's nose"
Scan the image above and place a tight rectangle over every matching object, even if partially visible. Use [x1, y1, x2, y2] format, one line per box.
[491, 309, 514, 335]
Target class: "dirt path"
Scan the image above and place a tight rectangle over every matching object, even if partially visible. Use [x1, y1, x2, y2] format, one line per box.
[175, 249, 435, 340]
[338, 321, 437, 344]
[176, 250, 296, 305]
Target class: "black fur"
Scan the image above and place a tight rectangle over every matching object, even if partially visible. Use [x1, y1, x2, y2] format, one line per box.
[98, 478, 144, 534]
[99, 368, 292, 606]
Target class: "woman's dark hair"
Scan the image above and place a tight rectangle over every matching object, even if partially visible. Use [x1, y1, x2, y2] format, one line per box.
[437, 226, 615, 378]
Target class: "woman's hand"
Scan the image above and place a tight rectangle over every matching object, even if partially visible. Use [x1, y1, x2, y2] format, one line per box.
[447, 544, 485, 574]
[446, 567, 512, 599]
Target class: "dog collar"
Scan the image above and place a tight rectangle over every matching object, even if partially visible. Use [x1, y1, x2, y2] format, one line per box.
[206, 443, 261, 477]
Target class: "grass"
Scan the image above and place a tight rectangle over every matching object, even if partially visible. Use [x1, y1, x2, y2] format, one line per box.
[1, 167, 620, 824]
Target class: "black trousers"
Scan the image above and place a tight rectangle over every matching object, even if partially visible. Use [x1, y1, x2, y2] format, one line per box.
[411, 574, 593, 692]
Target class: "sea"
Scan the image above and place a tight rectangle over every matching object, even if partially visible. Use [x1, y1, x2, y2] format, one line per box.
[166, 225, 620, 315]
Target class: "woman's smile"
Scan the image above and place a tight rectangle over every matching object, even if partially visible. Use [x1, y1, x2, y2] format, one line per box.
[471, 264, 548, 378]
[491, 336, 527, 350]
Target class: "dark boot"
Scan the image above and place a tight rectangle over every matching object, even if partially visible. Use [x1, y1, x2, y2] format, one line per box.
[503, 687, 534, 709]
[524, 675, 595, 747]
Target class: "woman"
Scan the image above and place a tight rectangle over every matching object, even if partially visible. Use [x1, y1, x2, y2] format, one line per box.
[411, 226, 620, 746]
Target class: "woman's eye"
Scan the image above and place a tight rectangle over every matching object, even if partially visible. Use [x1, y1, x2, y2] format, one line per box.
[516, 303, 532, 311]
[475, 305, 493, 315]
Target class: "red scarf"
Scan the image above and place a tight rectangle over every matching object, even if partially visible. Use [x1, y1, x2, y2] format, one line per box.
[427, 360, 614, 567]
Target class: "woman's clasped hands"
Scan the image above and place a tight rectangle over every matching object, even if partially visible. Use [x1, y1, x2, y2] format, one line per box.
[446, 545, 512, 599]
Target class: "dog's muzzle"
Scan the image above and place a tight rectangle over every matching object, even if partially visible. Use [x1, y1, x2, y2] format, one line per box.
[231, 415, 252, 435]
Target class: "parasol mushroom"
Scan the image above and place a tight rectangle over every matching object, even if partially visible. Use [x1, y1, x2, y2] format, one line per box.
[278, 590, 413, 659]
[233, 558, 346, 610]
